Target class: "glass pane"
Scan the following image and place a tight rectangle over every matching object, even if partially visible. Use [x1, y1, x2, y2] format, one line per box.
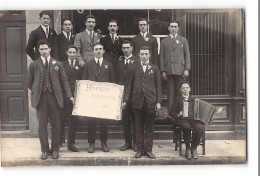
[149, 9, 172, 35]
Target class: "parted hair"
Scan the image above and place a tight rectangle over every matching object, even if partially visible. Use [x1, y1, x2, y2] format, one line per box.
[39, 10, 53, 18]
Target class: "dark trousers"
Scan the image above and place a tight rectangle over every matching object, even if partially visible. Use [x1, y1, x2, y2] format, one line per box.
[167, 75, 183, 109]
[36, 91, 61, 152]
[178, 120, 204, 148]
[122, 104, 136, 145]
[88, 118, 108, 144]
[60, 101, 69, 144]
[133, 99, 155, 152]
[60, 99, 78, 145]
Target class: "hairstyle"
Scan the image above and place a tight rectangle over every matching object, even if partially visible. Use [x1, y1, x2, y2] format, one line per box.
[179, 81, 191, 88]
[138, 18, 149, 25]
[85, 15, 96, 22]
[37, 39, 50, 48]
[108, 19, 118, 25]
[169, 20, 180, 27]
[39, 10, 53, 18]
[93, 43, 104, 49]
[139, 46, 151, 53]
[62, 18, 73, 25]
[66, 45, 78, 51]
[122, 40, 132, 47]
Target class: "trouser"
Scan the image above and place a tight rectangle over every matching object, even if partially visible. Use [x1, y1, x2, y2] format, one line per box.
[36, 91, 61, 152]
[88, 118, 108, 144]
[178, 120, 204, 148]
[133, 99, 155, 152]
[60, 99, 69, 144]
[122, 104, 136, 145]
[167, 75, 183, 110]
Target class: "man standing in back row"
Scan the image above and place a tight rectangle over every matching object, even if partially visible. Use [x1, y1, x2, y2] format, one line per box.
[159, 20, 191, 110]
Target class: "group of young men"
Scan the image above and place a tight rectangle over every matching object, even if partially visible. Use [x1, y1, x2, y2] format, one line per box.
[26, 10, 204, 161]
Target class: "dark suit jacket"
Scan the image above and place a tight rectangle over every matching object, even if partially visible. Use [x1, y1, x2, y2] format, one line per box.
[53, 32, 75, 61]
[169, 96, 194, 120]
[100, 35, 123, 67]
[26, 26, 57, 61]
[124, 61, 162, 109]
[115, 55, 138, 86]
[131, 33, 159, 66]
[81, 59, 115, 83]
[159, 35, 190, 75]
[27, 57, 72, 109]
[62, 60, 82, 95]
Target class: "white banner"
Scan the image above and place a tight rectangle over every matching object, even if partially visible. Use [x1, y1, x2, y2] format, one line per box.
[72, 80, 124, 120]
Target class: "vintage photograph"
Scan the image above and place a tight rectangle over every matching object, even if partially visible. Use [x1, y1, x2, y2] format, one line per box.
[0, 9, 246, 167]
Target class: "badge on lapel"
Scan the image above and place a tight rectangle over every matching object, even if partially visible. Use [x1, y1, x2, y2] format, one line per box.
[149, 69, 153, 75]
[52, 60, 56, 65]
[144, 37, 150, 42]
[54, 66, 59, 70]
[104, 65, 109, 69]
[75, 66, 79, 70]
[176, 40, 180, 44]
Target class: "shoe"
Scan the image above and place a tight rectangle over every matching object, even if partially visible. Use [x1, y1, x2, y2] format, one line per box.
[41, 152, 48, 160]
[67, 144, 79, 152]
[52, 151, 59, 159]
[133, 143, 137, 152]
[101, 142, 109, 152]
[120, 143, 132, 151]
[135, 151, 143, 158]
[88, 143, 95, 153]
[192, 148, 198, 159]
[144, 152, 156, 159]
[185, 149, 192, 160]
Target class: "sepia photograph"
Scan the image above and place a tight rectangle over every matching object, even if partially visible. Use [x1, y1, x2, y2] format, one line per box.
[0, 0, 258, 174]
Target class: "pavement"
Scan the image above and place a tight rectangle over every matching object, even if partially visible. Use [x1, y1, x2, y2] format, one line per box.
[1, 138, 246, 167]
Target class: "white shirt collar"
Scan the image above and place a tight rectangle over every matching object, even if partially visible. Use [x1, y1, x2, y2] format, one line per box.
[63, 31, 71, 37]
[68, 58, 75, 64]
[170, 34, 177, 39]
[124, 54, 132, 60]
[182, 94, 189, 100]
[110, 33, 117, 38]
[94, 57, 103, 65]
[86, 29, 93, 35]
[140, 31, 148, 38]
[41, 25, 49, 33]
[141, 61, 149, 66]
[41, 55, 50, 64]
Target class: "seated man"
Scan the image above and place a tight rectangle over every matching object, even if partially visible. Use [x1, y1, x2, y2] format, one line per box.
[168, 81, 204, 160]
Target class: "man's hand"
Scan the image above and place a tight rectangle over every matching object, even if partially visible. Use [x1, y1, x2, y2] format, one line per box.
[155, 103, 161, 111]
[79, 60, 85, 67]
[183, 69, 189, 78]
[69, 97, 74, 104]
[122, 101, 127, 109]
[162, 72, 167, 80]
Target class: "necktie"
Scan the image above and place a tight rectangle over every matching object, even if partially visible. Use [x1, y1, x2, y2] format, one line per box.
[44, 58, 48, 70]
[97, 59, 101, 72]
[67, 32, 70, 40]
[111, 34, 115, 43]
[142, 33, 145, 39]
[70, 60, 74, 70]
[125, 59, 129, 70]
[46, 28, 49, 39]
[172, 34, 176, 40]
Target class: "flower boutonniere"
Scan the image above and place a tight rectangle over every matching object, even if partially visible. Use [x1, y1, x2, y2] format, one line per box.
[75, 66, 79, 70]
[176, 40, 180, 44]
[54, 66, 59, 71]
[115, 36, 119, 41]
[52, 60, 56, 65]
[94, 33, 98, 37]
[147, 64, 152, 70]
[149, 69, 154, 75]
[104, 65, 109, 69]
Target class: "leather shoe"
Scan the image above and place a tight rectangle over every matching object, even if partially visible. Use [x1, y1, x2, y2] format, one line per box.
[120, 143, 132, 151]
[135, 151, 143, 158]
[67, 144, 79, 152]
[88, 143, 95, 153]
[144, 152, 156, 159]
[52, 151, 59, 159]
[133, 143, 137, 152]
[41, 152, 48, 160]
[185, 149, 192, 160]
[101, 142, 109, 152]
[192, 148, 198, 159]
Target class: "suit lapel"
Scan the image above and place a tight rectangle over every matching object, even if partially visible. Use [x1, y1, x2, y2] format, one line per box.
[90, 60, 98, 78]
[36, 58, 44, 74]
[166, 36, 176, 51]
[49, 58, 55, 77]
[172, 35, 182, 51]
[64, 60, 72, 76]
[82, 30, 92, 46]
[38, 26, 47, 39]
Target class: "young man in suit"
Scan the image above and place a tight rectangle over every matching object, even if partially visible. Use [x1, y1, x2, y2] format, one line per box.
[159, 20, 191, 110]
[131, 18, 159, 66]
[169, 81, 204, 160]
[53, 18, 75, 62]
[123, 46, 162, 159]
[116, 40, 138, 152]
[27, 39, 73, 160]
[74, 15, 102, 67]
[61, 45, 82, 152]
[26, 10, 57, 61]
[100, 19, 123, 69]
[81, 43, 115, 153]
